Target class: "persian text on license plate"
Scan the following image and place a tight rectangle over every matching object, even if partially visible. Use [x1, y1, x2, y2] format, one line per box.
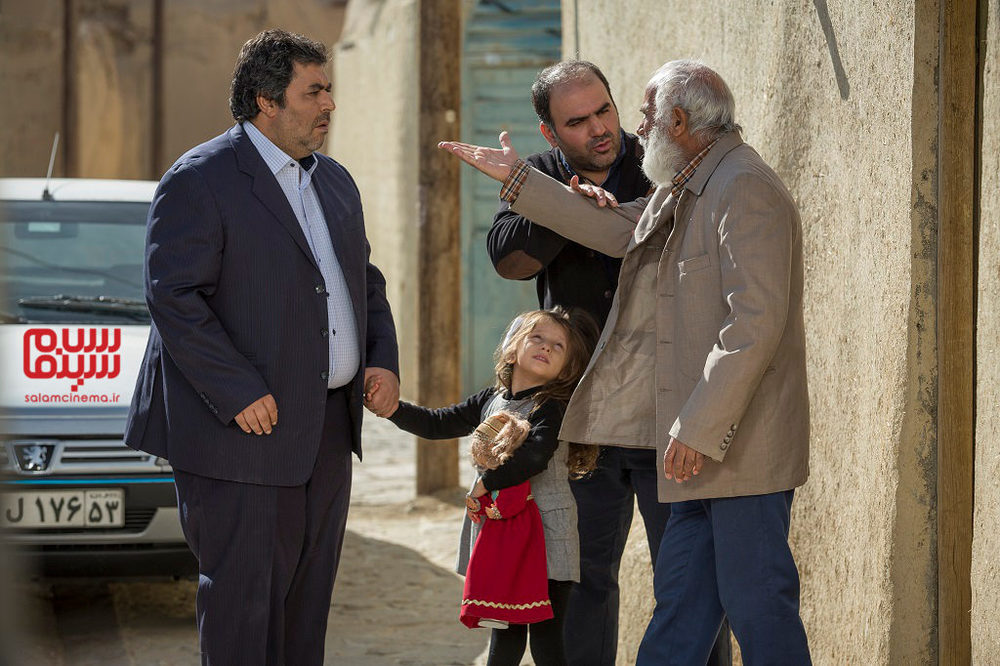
[1, 489, 125, 529]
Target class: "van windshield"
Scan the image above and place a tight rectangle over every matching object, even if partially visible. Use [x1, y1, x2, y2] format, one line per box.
[0, 200, 149, 324]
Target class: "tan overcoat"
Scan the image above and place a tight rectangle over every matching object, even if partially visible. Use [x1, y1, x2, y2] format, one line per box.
[509, 131, 809, 502]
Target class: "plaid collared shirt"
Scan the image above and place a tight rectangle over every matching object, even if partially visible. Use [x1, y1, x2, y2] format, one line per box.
[500, 159, 531, 202]
[670, 137, 719, 197]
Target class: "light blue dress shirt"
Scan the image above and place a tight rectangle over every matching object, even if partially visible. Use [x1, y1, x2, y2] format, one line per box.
[244, 121, 360, 388]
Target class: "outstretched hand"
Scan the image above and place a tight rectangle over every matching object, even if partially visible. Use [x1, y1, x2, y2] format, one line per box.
[438, 131, 520, 182]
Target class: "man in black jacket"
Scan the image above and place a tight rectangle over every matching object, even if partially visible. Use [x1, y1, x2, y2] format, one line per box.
[486, 61, 729, 666]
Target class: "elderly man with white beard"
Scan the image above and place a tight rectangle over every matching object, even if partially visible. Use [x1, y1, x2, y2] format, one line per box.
[440, 59, 812, 665]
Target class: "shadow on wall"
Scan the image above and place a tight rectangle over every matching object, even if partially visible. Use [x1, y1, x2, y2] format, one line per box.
[813, 0, 851, 100]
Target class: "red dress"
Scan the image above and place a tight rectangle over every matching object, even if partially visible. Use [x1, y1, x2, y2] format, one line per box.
[460, 480, 553, 628]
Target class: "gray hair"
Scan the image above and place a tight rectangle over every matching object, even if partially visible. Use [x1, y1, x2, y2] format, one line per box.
[648, 60, 741, 141]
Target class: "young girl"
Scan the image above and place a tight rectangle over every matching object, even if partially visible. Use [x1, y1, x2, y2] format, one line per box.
[369, 306, 599, 666]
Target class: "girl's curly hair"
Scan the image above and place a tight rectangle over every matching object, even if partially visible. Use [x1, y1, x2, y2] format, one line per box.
[493, 306, 601, 478]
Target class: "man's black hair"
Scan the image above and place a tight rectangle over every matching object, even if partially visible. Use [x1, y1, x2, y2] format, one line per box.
[531, 60, 615, 128]
[229, 29, 328, 123]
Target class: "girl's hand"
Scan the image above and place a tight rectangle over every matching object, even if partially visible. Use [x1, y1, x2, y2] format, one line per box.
[469, 478, 487, 498]
[465, 495, 482, 523]
[570, 175, 619, 207]
[364, 377, 380, 402]
[465, 480, 488, 522]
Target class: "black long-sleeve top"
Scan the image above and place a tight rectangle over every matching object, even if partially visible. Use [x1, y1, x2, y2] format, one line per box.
[388, 386, 564, 492]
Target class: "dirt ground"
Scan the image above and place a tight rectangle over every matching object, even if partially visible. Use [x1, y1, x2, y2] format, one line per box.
[5, 417, 515, 666]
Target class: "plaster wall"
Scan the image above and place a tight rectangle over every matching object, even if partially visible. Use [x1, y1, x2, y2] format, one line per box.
[566, 1, 938, 663]
[331, 0, 420, 397]
[72, 0, 155, 179]
[0, 0, 67, 176]
[159, 0, 272, 171]
[158, 0, 346, 173]
[0, 0, 346, 179]
[973, 1, 1000, 659]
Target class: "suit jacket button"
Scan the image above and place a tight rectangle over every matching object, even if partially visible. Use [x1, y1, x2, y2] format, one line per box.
[321, 328, 329, 338]
[320, 371, 329, 381]
[720, 442, 730, 450]
[315, 284, 326, 294]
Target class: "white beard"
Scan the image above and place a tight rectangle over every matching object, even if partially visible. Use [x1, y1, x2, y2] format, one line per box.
[640, 124, 687, 187]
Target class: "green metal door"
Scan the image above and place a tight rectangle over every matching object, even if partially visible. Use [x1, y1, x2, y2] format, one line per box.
[461, 0, 561, 394]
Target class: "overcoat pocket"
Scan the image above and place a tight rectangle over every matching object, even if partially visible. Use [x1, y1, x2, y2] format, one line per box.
[678, 253, 711, 274]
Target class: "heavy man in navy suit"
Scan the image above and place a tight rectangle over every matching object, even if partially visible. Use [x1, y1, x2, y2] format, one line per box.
[125, 29, 399, 665]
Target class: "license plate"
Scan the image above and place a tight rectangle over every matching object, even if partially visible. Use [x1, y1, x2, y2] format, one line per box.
[1, 489, 125, 529]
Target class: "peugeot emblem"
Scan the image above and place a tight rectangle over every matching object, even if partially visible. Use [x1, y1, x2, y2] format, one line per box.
[14, 443, 56, 472]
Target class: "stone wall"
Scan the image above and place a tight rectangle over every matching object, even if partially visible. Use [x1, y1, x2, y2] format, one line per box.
[565, 1, 940, 663]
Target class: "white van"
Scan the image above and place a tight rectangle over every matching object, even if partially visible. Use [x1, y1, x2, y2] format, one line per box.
[0, 178, 195, 577]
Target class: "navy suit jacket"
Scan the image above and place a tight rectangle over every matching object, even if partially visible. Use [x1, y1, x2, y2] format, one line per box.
[125, 124, 399, 486]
